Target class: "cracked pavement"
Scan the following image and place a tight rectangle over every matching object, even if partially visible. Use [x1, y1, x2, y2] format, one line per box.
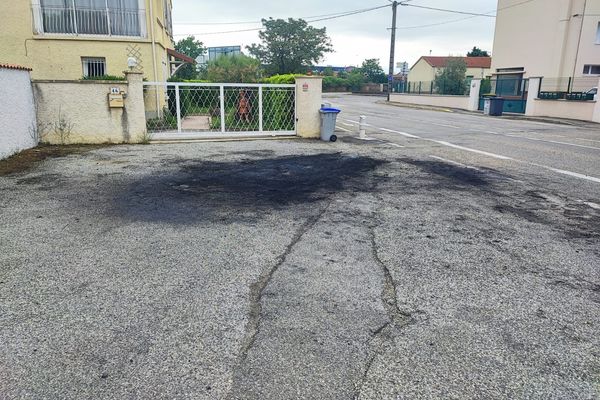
[1, 104, 599, 399]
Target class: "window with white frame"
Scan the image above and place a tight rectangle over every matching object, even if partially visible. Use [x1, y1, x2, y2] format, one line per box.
[596, 22, 600, 44]
[583, 65, 600, 75]
[37, 0, 145, 37]
[82, 57, 106, 77]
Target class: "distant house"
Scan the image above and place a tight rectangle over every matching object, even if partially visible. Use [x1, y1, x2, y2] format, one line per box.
[0, 0, 191, 82]
[491, 0, 599, 85]
[407, 56, 492, 84]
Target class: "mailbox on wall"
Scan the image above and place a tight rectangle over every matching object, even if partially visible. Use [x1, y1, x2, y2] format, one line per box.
[108, 87, 125, 108]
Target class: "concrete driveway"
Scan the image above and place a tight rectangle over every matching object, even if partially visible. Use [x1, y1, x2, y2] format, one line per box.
[1, 110, 599, 399]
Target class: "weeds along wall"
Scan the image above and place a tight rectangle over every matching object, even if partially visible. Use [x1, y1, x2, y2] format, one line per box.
[0, 66, 37, 159]
[33, 72, 147, 145]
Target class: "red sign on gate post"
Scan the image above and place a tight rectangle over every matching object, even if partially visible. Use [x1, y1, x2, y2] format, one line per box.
[302, 83, 309, 92]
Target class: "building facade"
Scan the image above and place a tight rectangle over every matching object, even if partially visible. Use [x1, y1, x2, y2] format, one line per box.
[408, 56, 492, 83]
[0, 0, 179, 82]
[491, 0, 600, 80]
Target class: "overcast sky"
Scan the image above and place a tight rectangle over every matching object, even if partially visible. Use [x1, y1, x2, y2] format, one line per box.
[172, 0, 498, 69]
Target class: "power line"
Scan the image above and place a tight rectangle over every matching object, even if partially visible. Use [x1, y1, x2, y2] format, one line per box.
[173, 4, 390, 36]
[402, 4, 495, 17]
[396, 0, 538, 30]
[174, 5, 390, 27]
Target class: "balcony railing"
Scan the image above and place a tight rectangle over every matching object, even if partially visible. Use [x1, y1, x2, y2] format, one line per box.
[33, 5, 146, 37]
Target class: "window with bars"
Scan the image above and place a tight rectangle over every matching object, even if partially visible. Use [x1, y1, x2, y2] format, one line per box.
[583, 65, 600, 75]
[36, 0, 145, 37]
[82, 57, 106, 77]
[163, 0, 173, 37]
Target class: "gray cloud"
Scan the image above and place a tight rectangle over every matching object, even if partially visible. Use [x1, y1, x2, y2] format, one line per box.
[173, 0, 497, 67]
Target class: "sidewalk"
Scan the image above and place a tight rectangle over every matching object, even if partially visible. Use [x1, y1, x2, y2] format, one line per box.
[379, 99, 599, 128]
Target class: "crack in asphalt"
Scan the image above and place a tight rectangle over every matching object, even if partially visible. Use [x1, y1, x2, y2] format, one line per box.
[353, 221, 415, 400]
[227, 201, 332, 397]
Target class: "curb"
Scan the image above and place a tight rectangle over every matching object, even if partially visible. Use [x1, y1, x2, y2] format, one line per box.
[378, 100, 598, 127]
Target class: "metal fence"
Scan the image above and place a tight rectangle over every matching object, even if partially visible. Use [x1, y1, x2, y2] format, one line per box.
[143, 82, 296, 137]
[479, 78, 528, 114]
[398, 80, 470, 96]
[538, 77, 597, 100]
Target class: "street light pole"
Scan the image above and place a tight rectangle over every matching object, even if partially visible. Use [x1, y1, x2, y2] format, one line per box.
[387, 1, 398, 101]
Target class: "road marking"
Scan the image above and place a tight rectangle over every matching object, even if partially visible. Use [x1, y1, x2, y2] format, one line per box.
[536, 166, 600, 184]
[378, 128, 421, 139]
[427, 140, 514, 160]
[429, 155, 481, 170]
[343, 119, 371, 126]
[341, 122, 355, 127]
[344, 116, 600, 184]
[336, 125, 352, 133]
[387, 143, 405, 148]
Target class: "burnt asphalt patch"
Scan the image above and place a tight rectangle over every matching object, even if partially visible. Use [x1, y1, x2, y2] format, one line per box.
[110, 153, 386, 224]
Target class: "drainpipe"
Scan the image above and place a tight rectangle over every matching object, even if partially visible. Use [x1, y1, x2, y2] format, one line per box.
[149, 0, 161, 116]
[571, 0, 587, 84]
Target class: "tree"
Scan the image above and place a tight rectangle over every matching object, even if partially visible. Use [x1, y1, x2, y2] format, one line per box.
[247, 18, 333, 75]
[322, 67, 334, 77]
[361, 59, 387, 83]
[346, 70, 366, 92]
[206, 54, 261, 83]
[174, 36, 205, 80]
[434, 58, 467, 95]
[467, 46, 490, 57]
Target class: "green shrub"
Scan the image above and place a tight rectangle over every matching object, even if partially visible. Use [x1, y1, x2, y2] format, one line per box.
[81, 75, 126, 81]
[261, 74, 303, 84]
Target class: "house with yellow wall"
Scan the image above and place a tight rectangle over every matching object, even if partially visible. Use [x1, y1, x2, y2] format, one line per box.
[0, 0, 190, 82]
[408, 56, 492, 84]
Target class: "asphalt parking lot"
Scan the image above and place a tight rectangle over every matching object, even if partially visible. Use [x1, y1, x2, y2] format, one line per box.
[1, 104, 599, 399]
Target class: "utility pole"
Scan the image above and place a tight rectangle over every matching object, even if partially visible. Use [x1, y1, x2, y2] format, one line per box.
[387, 1, 398, 102]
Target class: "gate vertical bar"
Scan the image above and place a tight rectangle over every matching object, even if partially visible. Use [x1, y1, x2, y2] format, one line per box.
[259, 85, 264, 132]
[220, 85, 226, 133]
[175, 83, 182, 133]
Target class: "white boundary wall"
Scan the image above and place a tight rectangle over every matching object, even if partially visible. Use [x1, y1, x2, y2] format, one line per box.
[527, 77, 600, 123]
[389, 93, 470, 110]
[391, 78, 600, 123]
[0, 67, 37, 159]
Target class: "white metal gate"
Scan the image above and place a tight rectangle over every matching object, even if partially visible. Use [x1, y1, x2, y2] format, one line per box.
[143, 82, 296, 139]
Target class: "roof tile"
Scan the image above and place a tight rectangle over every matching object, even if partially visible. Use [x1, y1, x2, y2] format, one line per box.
[420, 56, 492, 69]
[0, 63, 32, 71]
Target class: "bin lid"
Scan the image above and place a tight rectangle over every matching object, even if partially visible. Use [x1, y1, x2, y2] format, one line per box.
[320, 107, 341, 113]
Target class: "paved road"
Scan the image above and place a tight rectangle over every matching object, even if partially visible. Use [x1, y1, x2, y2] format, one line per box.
[330, 94, 600, 202]
[0, 105, 599, 399]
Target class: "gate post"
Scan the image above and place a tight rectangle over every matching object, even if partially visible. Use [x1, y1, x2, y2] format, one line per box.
[124, 71, 147, 143]
[526, 77, 542, 116]
[295, 76, 323, 138]
[467, 79, 481, 111]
